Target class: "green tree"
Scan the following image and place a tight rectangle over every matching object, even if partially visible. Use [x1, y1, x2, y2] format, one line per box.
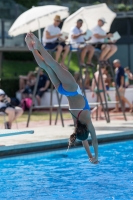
[70, 1, 80, 14]
[14, 0, 38, 8]
[55, 0, 61, 5]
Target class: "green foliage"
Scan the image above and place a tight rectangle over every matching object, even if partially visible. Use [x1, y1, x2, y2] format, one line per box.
[69, 1, 80, 14]
[14, 0, 38, 8]
[117, 3, 126, 11]
[4, 52, 34, 61]
[2, 60, 36, 78]
[1, 78, 19, 97]
[55, 0, 61, 5]
[114, 3, 133, 12]
[93, 1, 100, 5]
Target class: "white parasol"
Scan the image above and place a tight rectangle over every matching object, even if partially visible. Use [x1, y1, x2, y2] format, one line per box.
[62, 3, 116, 33]
[8, 5, 69, 40]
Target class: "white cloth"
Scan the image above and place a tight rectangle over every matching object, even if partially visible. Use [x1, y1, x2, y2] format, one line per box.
[0, 102, 6, 109]
[69, 26, 84, 44]
[0, 89, 5, 95]
[42, 24, 61, 45]
[89, 25, 106, 44]
[0, 89, 6, 109]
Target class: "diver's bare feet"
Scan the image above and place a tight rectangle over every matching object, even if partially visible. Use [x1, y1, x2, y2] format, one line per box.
[25, 33, 34, 51]
[29, 33, 41, 50]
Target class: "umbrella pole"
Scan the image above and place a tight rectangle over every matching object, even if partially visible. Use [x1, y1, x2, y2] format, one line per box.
[37, 19, 41, 42]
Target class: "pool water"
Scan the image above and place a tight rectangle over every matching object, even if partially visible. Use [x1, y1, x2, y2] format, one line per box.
[0, 140, 133, 200]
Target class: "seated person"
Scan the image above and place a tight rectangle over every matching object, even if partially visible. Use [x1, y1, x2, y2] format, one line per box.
[42, 15, 70, 68]
[19, 71, 36, 92]
[89, 18, 117, 65]
[124, 67, 133, 88]
[22, 72, 36, 98]
[34, 68, 50, 105]
[69, 19, 95, 67]
[0, 89, 23, 129]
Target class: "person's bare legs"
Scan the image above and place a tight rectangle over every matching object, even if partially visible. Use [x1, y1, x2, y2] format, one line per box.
[25, 34, 61, 90]
[91, 93, 104, 119]
[86, 45, 95, 64]
[55, 45, 63, 62]
[5, 107, 16, 128]
[99, 44, 111, 61]
[80, 46, 87, 65]
[97, 93, 105, 119]
[13, 107, 23, 121]
[111, 95, 119, 112]
[120, 96, 133, 111]
[104, 44, 117, 61]
[61, 45, 70, 67]
[36, 95, 41, 105]
[30, 33, 77, 91]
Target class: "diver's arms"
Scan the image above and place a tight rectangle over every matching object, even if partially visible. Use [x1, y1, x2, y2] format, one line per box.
[88, 121, 98, 162]
[82, 140, 93, 159]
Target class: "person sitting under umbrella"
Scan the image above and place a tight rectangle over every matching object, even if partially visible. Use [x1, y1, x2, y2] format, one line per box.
[90, 18, 117, 66]
[69, 19, 95, 67]
[42, 15, 70, 69]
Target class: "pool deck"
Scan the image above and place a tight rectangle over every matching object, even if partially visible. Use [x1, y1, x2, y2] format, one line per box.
[0, 120, 133, 157]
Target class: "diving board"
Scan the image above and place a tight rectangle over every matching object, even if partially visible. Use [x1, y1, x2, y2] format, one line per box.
[0, 130, 34, 137]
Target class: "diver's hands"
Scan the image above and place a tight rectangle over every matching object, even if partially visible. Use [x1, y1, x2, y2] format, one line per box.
[89, 157, 99, 164]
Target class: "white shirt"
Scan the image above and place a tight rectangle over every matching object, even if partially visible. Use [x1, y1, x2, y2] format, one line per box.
[89, 25, 106, 44]
[69, 26, 84, 44]
[42, 24, 61, 45]
[0, 102, 6, 109]
[0, 89, 6, 108]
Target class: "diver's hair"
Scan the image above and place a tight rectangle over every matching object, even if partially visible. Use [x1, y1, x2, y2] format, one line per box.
[69, 120, 88, 147]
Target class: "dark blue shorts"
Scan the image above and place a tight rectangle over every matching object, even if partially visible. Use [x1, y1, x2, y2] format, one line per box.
[106, 85, 109, 91]
[45, 42, 66, 50]
[36, 90, 47, 97]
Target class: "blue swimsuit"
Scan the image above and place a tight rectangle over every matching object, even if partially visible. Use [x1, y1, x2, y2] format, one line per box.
[58, 83, 90, 111]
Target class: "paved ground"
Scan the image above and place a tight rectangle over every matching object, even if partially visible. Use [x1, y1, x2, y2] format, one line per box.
[0, 117, 133, 157]
[0, 111, 132, 129]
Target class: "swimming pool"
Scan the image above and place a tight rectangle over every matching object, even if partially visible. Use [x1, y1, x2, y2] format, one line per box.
[0, 140, 133, 200]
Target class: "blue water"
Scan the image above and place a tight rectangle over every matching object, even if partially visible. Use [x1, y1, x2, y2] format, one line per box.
[0, 140, 133, 200]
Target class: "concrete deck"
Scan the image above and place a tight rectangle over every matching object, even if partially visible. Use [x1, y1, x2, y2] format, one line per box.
[0, 120, 133, 157]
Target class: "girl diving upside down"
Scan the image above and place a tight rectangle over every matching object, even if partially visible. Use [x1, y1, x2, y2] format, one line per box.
[25, 33, 99, 164]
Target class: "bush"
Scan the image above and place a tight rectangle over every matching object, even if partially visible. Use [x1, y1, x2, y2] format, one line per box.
[3, 52, 34, 61]
[1, 78, 19, 97]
